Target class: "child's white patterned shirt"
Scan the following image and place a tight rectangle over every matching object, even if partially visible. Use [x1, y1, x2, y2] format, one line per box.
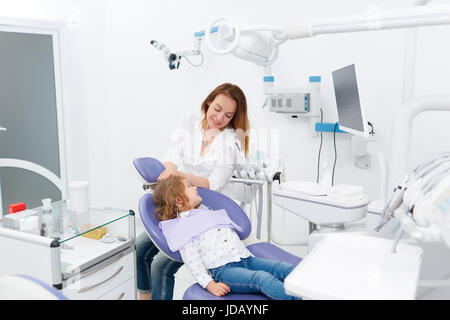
[179, 226, 252, 288]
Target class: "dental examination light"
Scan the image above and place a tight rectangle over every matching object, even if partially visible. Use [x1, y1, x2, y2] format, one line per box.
[203, 17, 283, 67]
[376, 153, 450, 252]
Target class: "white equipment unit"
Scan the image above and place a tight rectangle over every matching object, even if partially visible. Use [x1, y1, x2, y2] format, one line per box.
[376, 153, 450, 252]
[284, 233, 423, 300]
[268, 92, 310, 114]
[272, 181, 369, 249]
[273, 182, 369, 226]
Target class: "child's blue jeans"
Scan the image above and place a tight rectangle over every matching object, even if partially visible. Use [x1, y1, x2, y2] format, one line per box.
[209, 256, 300, 300]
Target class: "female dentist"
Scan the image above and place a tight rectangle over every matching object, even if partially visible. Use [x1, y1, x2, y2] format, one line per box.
[137, 83, 251, 300]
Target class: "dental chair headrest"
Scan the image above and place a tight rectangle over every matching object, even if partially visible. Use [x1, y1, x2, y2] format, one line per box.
[133, 157, 165, 183]
[139, 187, 252, 262]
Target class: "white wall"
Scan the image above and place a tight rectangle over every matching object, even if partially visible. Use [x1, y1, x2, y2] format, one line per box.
[2, 0, 450, 249]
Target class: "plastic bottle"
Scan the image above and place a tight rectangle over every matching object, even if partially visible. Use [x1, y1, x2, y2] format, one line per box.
[42, 198, 52, 214]
[52, 207, 63, 237]
[40, 223, 47, 237]
[41, 198, 52, 237]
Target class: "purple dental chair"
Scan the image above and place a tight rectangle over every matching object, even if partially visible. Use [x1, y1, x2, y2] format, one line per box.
[0, 275, 68, 300]
[133, 157, 302, 300]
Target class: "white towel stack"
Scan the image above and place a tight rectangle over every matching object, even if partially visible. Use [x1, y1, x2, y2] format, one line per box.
[280, 181, 327, 196]
[326, 184, 366, 201]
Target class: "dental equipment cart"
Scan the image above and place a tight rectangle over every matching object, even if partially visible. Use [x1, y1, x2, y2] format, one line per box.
[0, 200, 136, 300]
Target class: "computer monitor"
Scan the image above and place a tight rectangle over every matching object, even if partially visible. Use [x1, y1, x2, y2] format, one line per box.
[332, 64, 369, 137]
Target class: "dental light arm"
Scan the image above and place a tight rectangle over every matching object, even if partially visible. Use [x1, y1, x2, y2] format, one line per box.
[283, 4, 450, 39]
[150, 5, 450, 69]
[150, 38, 204, 70]
[210, 5, 450, 66]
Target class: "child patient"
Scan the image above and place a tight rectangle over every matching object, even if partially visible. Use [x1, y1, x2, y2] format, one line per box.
[153, 175, 299, 300]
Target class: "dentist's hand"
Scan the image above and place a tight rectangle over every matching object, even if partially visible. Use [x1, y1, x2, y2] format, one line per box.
[157, 167, 178, 181]
[206, 281, 230, 297]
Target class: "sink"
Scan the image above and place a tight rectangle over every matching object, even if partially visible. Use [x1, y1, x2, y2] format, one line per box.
[272, 182, 369, 226]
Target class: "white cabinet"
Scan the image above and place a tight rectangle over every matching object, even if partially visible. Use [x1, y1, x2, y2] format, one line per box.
[63, 250, 136, 300]
[0, 201, 137, 300]
[99, 277, 136, 300]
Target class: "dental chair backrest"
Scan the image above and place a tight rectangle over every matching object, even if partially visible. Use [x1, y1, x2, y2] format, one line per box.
[133, 157, 252, 262]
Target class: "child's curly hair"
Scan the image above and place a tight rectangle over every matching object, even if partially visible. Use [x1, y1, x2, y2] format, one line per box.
[153, 175, 190, 221]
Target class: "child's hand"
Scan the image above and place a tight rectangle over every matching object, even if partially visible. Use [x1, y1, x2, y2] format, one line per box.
[206, 281, 230, 297]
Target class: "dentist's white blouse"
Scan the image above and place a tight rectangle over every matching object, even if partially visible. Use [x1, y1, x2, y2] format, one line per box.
[162, 112, 241, 195]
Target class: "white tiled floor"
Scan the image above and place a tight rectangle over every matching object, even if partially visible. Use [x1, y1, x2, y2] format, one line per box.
[173, 265, 196, 300]
[135, 221, 197, 300]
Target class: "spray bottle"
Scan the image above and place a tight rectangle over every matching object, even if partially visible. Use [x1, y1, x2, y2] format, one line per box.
[41, 198, 52, 237]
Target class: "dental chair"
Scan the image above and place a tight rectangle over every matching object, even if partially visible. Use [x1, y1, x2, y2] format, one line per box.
[133, 157, 302, 300]
[0, 275, 68, 300]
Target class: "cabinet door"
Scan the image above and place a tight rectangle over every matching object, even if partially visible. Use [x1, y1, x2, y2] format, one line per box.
[0, 25, 66, 215]
[63, 252, 135, 300]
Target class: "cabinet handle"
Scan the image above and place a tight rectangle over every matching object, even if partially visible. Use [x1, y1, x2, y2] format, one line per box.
[117, 292, 125, 300]
[80, 252, 125, 279]
[78, 266, 124, 293]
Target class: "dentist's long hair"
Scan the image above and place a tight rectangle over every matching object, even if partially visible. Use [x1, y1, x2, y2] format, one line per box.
[201, 83, 250, 157]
